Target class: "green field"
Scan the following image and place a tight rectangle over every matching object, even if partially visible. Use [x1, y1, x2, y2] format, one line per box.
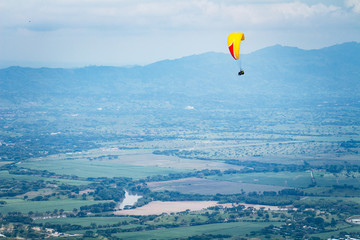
[0, 161, 13, 167]
[18, 158, 188, 179]
[310, 223, 360, 239]
[0, 198, 111, 214]
[114, 221, 282, 239]
[207, 171, 312, 188]
[0, 170, 91, 185]
[149, 177, 286, 194]
[35, 216, 136, 226]
[314, 171, 360, 188]
[301, 196, 360, 203]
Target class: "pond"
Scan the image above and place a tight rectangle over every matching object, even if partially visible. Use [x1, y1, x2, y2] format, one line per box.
[116, 190, 142, 210]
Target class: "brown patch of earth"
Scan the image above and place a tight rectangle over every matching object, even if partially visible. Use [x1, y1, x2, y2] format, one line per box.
[114, 201, 219, 215]
[114, 201, 294, 216]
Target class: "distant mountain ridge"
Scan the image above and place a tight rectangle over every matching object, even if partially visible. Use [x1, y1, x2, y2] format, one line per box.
[0, 42, 359, 103]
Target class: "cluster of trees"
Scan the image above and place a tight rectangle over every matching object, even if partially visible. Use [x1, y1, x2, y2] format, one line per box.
[293, 199, 360, 216]
[257, 209, 334, 239]
[185, 234, 232, 240]
[145, 188, 305, 207]
[245, 194, 300, 206]
[0, 133, 100, 161]
[224, 159, 360, 176]
[79, 202, 116, 214]
[0, 225, 44, 239]
[0, 212, 44, 239]
[2, 212, 33, 224]
[2, 164, 80, 180]
[154, 148, 360, 176]
[93, 186, 124, 201]
[340, 140, 360, 149]
[86, 177, 136, 201]
[0, 179, 47, 197]
[145, 169, 223, 183]
[39, 218, 133, 233]
[0, 166, 140, 202]
[88, 154, 119, 161]
[153, 149, 206, 159]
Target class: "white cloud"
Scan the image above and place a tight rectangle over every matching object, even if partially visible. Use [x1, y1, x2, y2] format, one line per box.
[216, 2, 341, 29]
[185, 106, 195, 110]
[345, 0, 360, 13]
[0, 0, 359, 67]
[0, 0, 344, 31]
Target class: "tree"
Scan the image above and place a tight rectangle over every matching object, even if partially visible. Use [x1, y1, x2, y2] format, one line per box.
[83, 230, 94, 237]
[331, 218, 336, 227]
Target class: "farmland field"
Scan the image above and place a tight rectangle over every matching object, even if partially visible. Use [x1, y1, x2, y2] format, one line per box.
[0, 170, 91, 185]
[115, 201, 220, 215]
[206, 171, 313, 188]
[113, 221, 283, 239]
[0, 161, 12, 167]
[314, 171, 360, 188]
[0, 198, 111, 214]
[310, 224, 360, 239]
[147, 177, 287, 194]
[17, 157, 189, 179]
[35, 216, 136, 226]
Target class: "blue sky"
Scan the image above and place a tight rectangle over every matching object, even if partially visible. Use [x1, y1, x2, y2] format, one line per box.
[0, 0, 359, 67]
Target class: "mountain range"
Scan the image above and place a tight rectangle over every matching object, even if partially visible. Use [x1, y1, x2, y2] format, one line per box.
[0, 42, 359, 106]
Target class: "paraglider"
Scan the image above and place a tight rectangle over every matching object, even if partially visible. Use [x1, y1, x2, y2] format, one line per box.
[227, 32, 245, 76]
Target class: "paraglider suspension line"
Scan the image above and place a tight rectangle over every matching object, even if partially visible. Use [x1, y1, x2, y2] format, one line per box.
[237, 55, 244, 76]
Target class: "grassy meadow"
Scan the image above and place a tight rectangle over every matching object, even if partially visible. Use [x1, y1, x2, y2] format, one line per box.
[114, 221, 283, 239]
[34, 216, 136, 226]
[17, 157, 188, 179]
[0, 198, 111, 214]
[0, 170, 91, 185]
[148, 177, 287, 194]
[207, 171, 313, 188]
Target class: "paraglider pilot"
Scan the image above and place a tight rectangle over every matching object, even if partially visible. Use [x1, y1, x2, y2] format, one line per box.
[228, 32, 245, 76]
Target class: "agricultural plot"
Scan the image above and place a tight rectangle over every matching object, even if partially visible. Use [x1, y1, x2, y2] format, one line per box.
[304, 187, 360, 197]
[17, 157, 188, 179]
[183, 138, 359, 164]
[301, 196, 360, 204]
[35, 149, 243, 171]
[102, 153, 243, 171]
[310, 224, 360, 239]
[114, 221, 283, 239]
[0, 161, 13, 167]
[314, 171, 360, 188]
[0, 170, 91, 185]
[207, 171, 313, 188]
[35, 216, 136, 226]
[147, 177, 287, 194]
[115, 201, 220, 216]
[0, 198, 111, 214]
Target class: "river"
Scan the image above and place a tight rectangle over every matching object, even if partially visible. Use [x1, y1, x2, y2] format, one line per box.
[116, 190, 142, 210]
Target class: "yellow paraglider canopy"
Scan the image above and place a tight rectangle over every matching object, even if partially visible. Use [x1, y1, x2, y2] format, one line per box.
[227, 32, 245, 60]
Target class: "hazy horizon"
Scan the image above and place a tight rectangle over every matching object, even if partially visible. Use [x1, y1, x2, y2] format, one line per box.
[1, 41, 359, 69]
[1, 0, 360, 68]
